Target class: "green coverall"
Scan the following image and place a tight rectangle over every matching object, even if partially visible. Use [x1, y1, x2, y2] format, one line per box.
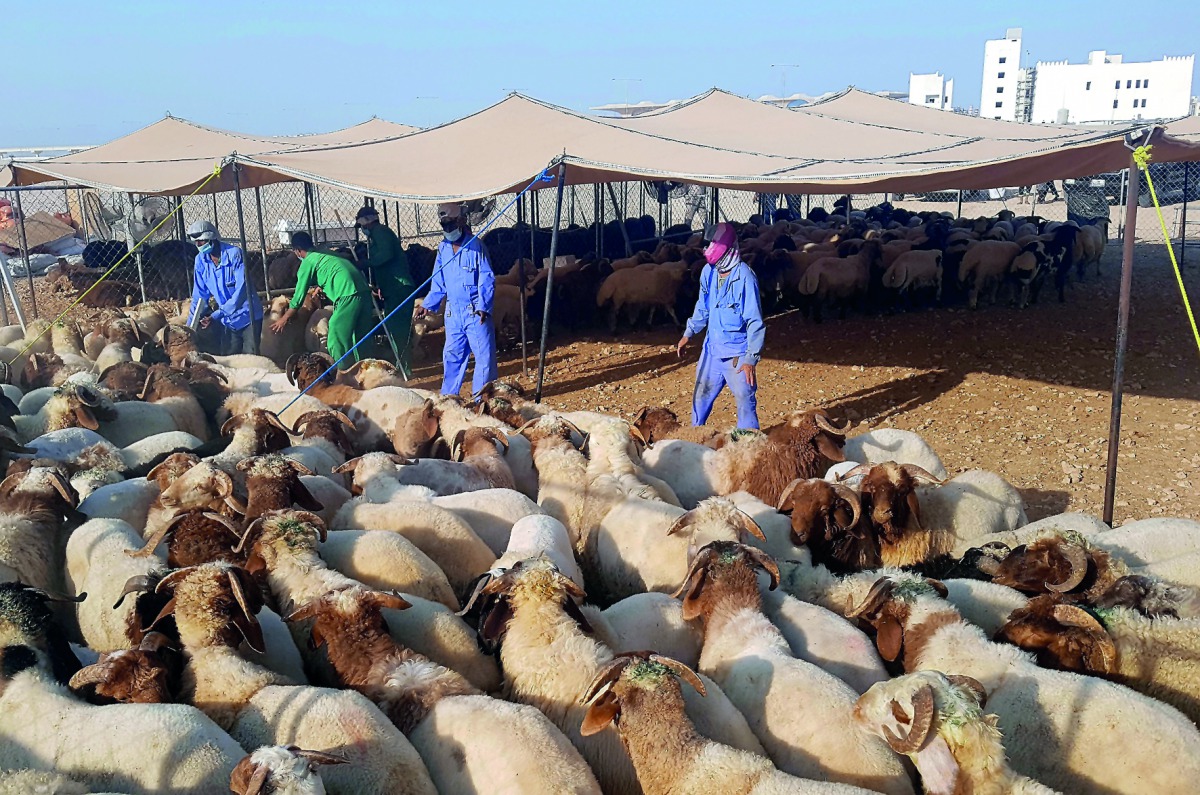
[291, 251, 373, 363]
[362, 223, 416, 367]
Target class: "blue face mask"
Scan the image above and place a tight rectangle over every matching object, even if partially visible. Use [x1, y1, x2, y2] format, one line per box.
[198, 242, 214, 256]
[443, 228, 463, 243]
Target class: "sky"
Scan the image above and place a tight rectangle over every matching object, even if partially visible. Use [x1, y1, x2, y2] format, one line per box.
[4, 0, 1197, 145]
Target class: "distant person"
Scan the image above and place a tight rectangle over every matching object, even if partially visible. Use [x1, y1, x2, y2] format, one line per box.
[355, 205, 415, 370]
[185, 220, 263, 355]
[270, 231, 373, 364]
[1036, 181, 1060, 203]
[414, 202, 497, 401]
[676, 222, 765, 429]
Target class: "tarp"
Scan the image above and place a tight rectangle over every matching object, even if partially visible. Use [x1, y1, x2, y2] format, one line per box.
[1166, 115, 1200, 142]
[6, 116, 418, 195]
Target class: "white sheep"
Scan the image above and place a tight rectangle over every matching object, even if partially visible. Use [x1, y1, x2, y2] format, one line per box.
[914, 469, 1028, 551]
[432, 488, 544, 556]
[959, 240, 1021, 309]
[118, 431, 204, 471]
[494, 514, 583, 587]
[229, 746, 345, 795]
[319, 529, 459, 609]
[842, 428, 949, 480]
[0, 465, 79, 592]
[943, 578, 1030, 636]
[949, 511, 1105, 558]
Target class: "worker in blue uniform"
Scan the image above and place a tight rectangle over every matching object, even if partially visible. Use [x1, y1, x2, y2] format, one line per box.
[414, 201, 497, 400]
[185, 219, 263, 355]
[676, 221, 765, 429]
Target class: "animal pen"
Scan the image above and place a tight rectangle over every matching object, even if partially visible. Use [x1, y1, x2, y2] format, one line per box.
[4, 88, 1200, 525]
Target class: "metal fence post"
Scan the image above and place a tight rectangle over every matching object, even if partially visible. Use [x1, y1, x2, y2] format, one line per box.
[12, 190, 37, 318]
[254, 186, 270, 297]
[956, 190, 963, 219]
[535, 164, 567, 403]
[303, 183, 316, 240]
[1180, 162, 1190, 264]
[606, 183, 632, 256]
[127, 193, 148, 304]
[1117, 169, 1129, 240]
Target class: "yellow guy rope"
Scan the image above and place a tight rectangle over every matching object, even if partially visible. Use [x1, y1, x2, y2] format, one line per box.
[6, 162, 226, 365]
[1133, 144, 1200, 360]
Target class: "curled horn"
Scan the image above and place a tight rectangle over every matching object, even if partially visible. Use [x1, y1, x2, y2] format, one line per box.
[485, 427, 510, 451]
[515, 418, 539, 437]
[776, 478, 805, 512]
[75, 385, 102, 408]
[1051, 604, 1119, 673]
[650, 654, 707, 696]
[154, 566, 200, 594]
[26, 586, 86, 604]
[882, 683, 935, 754]
[227, 570, 265, 653]
[202, 511, 245, 539]
[735, 510, 767, 542]
[127, 513, 184, 558]
[113, 575, 157, 609]
[560, 417, 586, 442]
[263, 411, 294, 436]
[331, 456, 362, 475]
[900, 465, 944, 485]
[580, 656, 633, 705]
[234, 518, 263, 553]
[628, 424, 648, 447]
[742, 545, 780, 590]
[69, 661, 116, 690]
[451, 429, 466, 462]
[136, 368, 155, 401]
[814, 413, 853, 436]
[830, 483, 862, 530]
[1046, 544, 1090, 593]
[848, 577, 896, 619]
[138, 631, 175, 653]
[285, 354, 301, 386]
[946, 674, 988, 708]
[211, 469, 234, 499]
[48, 470, 78, 507]
[293, 748, 349, 767]
[291, 412, 317, 434]
[331, 410, 356, 431]
[836, 463, 874, 482]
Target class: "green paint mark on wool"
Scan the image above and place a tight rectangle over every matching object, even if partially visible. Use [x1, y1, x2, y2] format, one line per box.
[627, 659, 671, 687]
[891, 577, 940, 603]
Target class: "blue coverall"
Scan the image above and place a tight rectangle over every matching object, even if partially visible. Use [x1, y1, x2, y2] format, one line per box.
[423, 235, 498, 399]
[188, 242, 263, 354]
[683, 259, 765, 429]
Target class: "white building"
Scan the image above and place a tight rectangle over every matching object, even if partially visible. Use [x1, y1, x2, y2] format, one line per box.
[981, 28, 1025, 120]
[908, 73, 954, 110]
[1029, 51, 1195, 124]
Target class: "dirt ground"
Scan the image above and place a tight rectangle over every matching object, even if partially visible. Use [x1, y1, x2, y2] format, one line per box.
[408, 241, 1200, 525]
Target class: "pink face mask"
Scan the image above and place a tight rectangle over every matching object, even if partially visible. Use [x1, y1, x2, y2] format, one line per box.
[703, 222, 737, 265]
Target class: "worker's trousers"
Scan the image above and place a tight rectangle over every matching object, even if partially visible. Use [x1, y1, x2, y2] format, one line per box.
[374, 269, 416, 367]
[692, 345, 759, 429]
[327, 294, 372, 364]
[441, 305, 498, 400]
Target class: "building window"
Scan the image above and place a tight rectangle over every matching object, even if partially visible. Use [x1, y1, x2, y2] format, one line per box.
[1135, 79, 1141, 88]
[1113, 100, 1119, 109]
[1145, 79, 1150, 88]
[1126, 80, 1132, 88]
[998, 71, 1006, 79]
[999, 57, 1007, 64]
[1086, 81, 1092, 90]
[1115, 80, 1121, 89]
[926, 95, 938, 104]
[996, 87, 1004, 94]
[1142, 99, 1148, 108]
[995, 101, 1003, 108]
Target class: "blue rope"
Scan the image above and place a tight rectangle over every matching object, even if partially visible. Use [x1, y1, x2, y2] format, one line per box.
[279, 168, 556, 415]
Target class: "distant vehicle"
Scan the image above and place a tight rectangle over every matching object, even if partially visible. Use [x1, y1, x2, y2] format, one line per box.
[892, 187, 1019, 202]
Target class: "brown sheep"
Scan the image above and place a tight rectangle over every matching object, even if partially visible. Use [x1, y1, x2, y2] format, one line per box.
[98, 361, 150, 402]
[67, 631, 178, 704]
[994, 595, 1116, 677]
[127, 508, 246, 569]
[450, 427, 515, 491]
[631, 406, 724, 447]
[175, 358, 230, 419]
[389, 398, 442, 458]
[291, 409, 358, 460]
[797, 239, 882, 322]
[959, 240, 1021, 309]
[839, 462, 943, 568]
[139, 364, 210, 441]
[775, 478, 874, 573]
[236, 454, 323, 524]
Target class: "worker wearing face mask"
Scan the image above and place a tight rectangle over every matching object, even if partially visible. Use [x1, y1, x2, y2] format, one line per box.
[676, 221, 765, 429]
[355, 205, 414, 369]
[414, 202, 497, 400]
[185, 219, 263, 354]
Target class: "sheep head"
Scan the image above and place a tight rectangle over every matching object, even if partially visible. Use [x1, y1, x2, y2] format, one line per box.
[220, 409, 294, 454]
[1094, 574, 1200, 620]
[631, 405, 681, 446]
[995, 595, 1118, 676]
[230, 745, 347, 795]
[156, 462, 239, 513]
[285, 351, 336, 391]
[339, 358, 403, 390]
[98, 361, 151, 402]
[0, 582, 86, 688]
[844, 462, 941, 545]
[146, 452, 201, 492]
[292, 409, 357, 457]
[0, 464, 80, 524]
[672, 541, 780, 622]
[238, 454, 323, 513]
[153, 563, 265, 652]
[285, 584, 411, 653]
[777, 478, 876, 572]
[478, 380, 528, 403]
[766, 408, 850, 468]
[389, 399, 440, 458]
[665, 498, 766, 563]
[987, 537, 1097, 597]
[160, 324, 198, 365]
[331, 452, 413, 495]
[68, 632, 176, 704]
[580, 651, 707, 738]
[461, 557, 591, 654]
[46, 379, 117, 432]
[138, 363, 195, 402]
[21, 352, 64, 390]
[237, 509, 328, 576]
[451, 427, 510, 462]
[476, 396, 526, 429]
[516, 414, 585, 448]
[845, 575, 949, 663]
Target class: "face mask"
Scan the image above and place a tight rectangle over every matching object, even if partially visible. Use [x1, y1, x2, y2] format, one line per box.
[443, 227, 463, 243]
[198, 242, 214, 256]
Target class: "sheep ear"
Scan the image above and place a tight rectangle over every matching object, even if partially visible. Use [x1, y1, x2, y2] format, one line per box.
[331, 456, 361, 475]
[913, 736, 960, 794]
[309, 624, 326, 650]
[563, 595, 594, 635]
[815, 434, 845, 464]
[370, 591, 412, 612]
[876, 614, 904, 662]
[580, 692, 621, 737]
[73, 405, 100, 430]
[676, 567, 708, 621]
[290, 479, 324, 512]
[478, 595, 514, 649]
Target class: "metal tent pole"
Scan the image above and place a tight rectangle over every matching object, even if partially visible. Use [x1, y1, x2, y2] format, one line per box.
[12, 190, 37, 318]
[1180, 162, 1190, 264]
[1103, 155, 1141, 526]
[232, 165, 258, 354]
[516, 194, 528, 378]
[128, 193, 148, 305]
[303, 183, 316, 240]
[606, 183, 632, 256]
[534, 164, 567, 403]
[956, 190, 963, 218]
[254, 186, 271, 298]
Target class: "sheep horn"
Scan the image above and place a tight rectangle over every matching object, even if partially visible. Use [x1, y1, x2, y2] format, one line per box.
[331, 410, 356, 431]
[1046, 544, 1090, 593]
[743, 546, 780, 590]
[138, 631, 175, 653]
[882, 683, 935, 754]
[154, 566, 199, 594]
[75, 385, 102, 408]
[291, 412, 317, 434]
[814, 414, 853, 436]
[293, 749, 349, 767]
[900, 465, 944, 485]
[946, 675, 988, 708]
[487, 428, 510, 451]
[580, 656, 633, 705]
[287, 459, 316, 476]
[26, 586, 86, 604]
[49, 471, 78, 508]
[227, 570, 264, 654]
[113, 575, 156, 609]
[776, 479, 805, 513]
[68, 662, 115, 690]
[202, 511, 245, 539]
[831, 483, 862, 530]
[220, 416, 241, 437]
[331, 456, 362, 475]
[234, 518, 263, 554]
[456, 571, 499, 617]
[628, 424, 648, 447]
[515, 418, 539, 437]
[560, 417, 586, 442]
[284, 354, 301, 386]
[243, 762, 270, 795]
[836, 463, 874, 482]
[848, 578, 896, 619]
[649, 654, 707, 696]
[263, 411, 294, 436]
[736, 510, 767, 542]
[386, 454, 415, 466]
[126, 515, 179, 559]
[451, 429, 466, 463]
[632, 406, 649, 427]
[1052, 604, 1119, 673]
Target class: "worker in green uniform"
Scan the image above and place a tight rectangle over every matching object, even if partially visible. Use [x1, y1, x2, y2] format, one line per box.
[355, 205, 415, 369]
[269, 231, 374, 363]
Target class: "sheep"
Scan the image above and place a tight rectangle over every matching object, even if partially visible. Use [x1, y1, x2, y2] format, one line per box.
[595, 262, 688, 332]
[580, 651, 879, 795]
[432, 488, 544, 556]
[580, 592, 704, 668]
[0, 464, 80, 592]
[288, 584, 603, 795]
[948, 512, 1106, 558]
[842, 428, 949, 480]
[338, 358, 409, 390]
[147, 459, 240, 543]
[156, 563, 437, 795]
[0, 581, 85, 686]
[432, 395, 539, 498]
[776, 478, 876, 573]
[259, 292, 317, 366]
[241, 510, 498, 690]
[94, 318, 144, 373]
[841, 572, 1200, 795]
[206, 408, 296, 481]
[942, 578, 1030, 636]
[21, 351, 92, 390]
[389, 398, 442, 458]
[287, 409, 356, 473]
[882, 249, 942, 304]
[798, 239, 881, 321]
[14, 377, 117, 443]
[67, 631, 178, 705]
[643, 409, 851, 510]
[137, 364, 210, 441]
[839, 462, 946, 568]
[562, 410, 680, 506]
[118, 430, 204, 471]
[229, 746, 347, 795]
[591, 496, 768, 600]
[238, 454, 324, 524]
[632, 405, 724, 447]
[676, 541, 912, 794]
[855, 671, 1062, 795]
[1084, 517, 1200, 588]
[724, 490, 812, 562]
[958, 240, 1020, 309]
[470, 556, 767, 795]
[444, 426, 517, 491]
[492, 513, 583, 587]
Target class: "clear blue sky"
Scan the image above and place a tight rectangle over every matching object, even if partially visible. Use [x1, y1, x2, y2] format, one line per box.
[6, 0, 1196, 144]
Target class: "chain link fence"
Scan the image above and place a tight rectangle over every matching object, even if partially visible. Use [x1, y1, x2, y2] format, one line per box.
[0, 163, 1195, 331]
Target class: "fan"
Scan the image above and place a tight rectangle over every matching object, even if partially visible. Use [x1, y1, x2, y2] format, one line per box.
[82, 193, 176, 245]
[464, 198, 496, 227]
[643, 180, 690, 205]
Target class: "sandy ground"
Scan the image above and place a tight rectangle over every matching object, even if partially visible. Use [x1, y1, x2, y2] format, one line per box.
[407, 241, 1200, 525]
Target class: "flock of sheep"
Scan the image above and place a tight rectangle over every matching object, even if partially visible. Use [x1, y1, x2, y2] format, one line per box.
[0, 241, 1197, 795]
